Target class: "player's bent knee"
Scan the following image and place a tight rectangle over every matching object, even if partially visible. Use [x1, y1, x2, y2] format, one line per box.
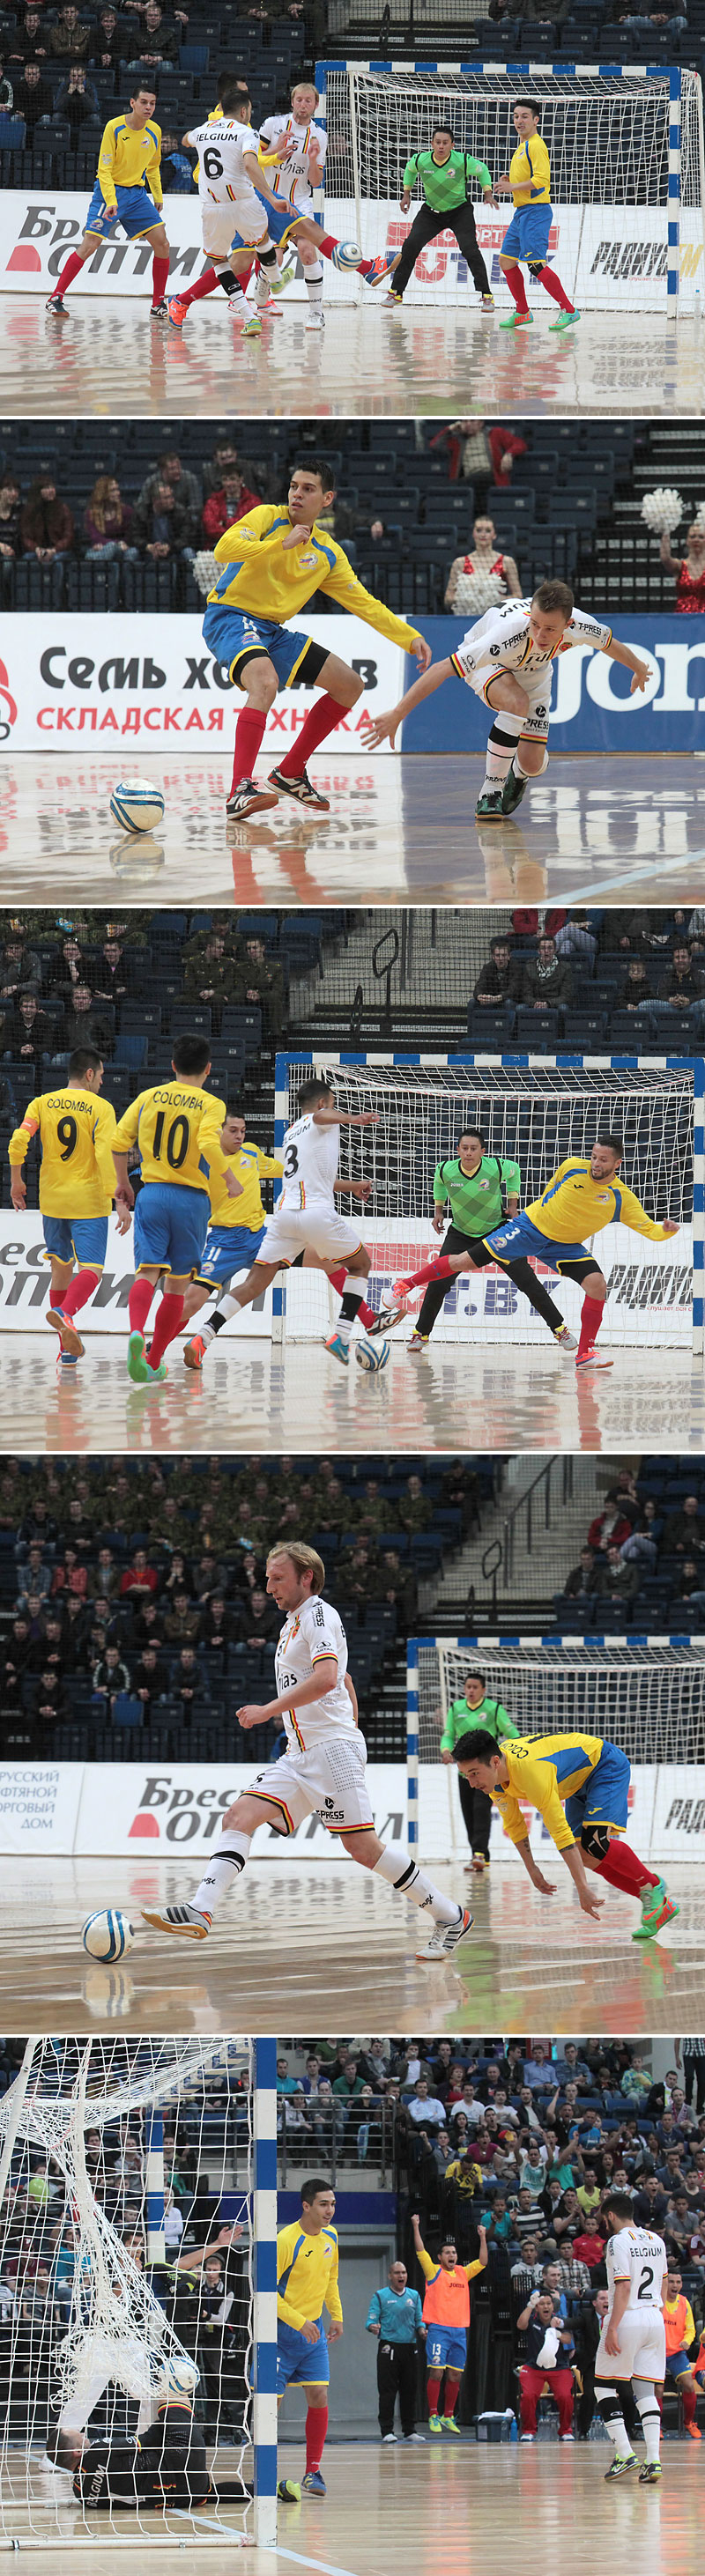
[581, 1824, 611, 1862]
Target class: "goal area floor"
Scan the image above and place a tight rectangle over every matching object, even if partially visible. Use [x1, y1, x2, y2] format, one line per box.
[2, 296, 704, 420]
[2, 753, 704, 907]
[0, 1336, 701, 1457]
[0, 1857, 700, 2037]
[0, 2446, 700, 2573]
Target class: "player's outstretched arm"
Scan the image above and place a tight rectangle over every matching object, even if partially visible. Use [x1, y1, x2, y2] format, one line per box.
[311, 1107, 380, 1129]
[603, 638, 652, 695]
[362, 655, 455, 750]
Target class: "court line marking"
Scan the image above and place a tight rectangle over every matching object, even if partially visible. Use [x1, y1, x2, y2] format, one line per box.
[558, 845, 705, 903]
[174, 2513, 360, 2573]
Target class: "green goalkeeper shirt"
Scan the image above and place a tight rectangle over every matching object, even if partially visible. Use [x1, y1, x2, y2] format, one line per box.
[403, 148, 493, 212]
[433, 1153, 521, 1235]
[441, 1692, 520, 1753]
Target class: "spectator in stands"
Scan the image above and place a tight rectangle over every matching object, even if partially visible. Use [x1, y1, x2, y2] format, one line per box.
[20, 474, 74, 564]
[232, 936, 284, 1045]
[0, 474, 22, 565]
[133, 1645, 166, 1708]
[128, 0, 181, 64]
[594, 1543, 639, 1606]
[202, 465, 259, 545]
[587, 1491, 634, 1554]
[203, 437, 262, 502]
[518, 934, 573, 1012]
[653, 941, 705, 1034]
[445, 517, 522, 611]
[93, 1645, 131, 1706]
[6, 11, 49, 64]
[633, 2172, 669, 2227]
[55, 62, 100, 130]
[621, 2052, 651, 2099]
[84, 476, 137, 561]
[4, 993, 54, 1061]
[553, 912, 600, 966]
[619, 1497, 660, 1573]
[516, 2290, 575, 2439]
[472, 934, 526, 1010]
[140, 447, 201, 522]
[91, 7, 132, 65]
[619, 957, 656, 1014]
[48, 5, 92, 60]
[657, 519, 705, 611]
[53, 934, 90, 998]
[133, 478, 195, 563]
[664, 1492, 705, 1553]
[243, 1586, 279, 1649]
[0, 936, 40, 999]
[57, 983, 111, 1057]
[163, 1589, 202, 1645]
[173, 1644, 209, 1710]
[119, 1548, 159, 1604]
[561, 1546, 599, 1603]
[407, 2078, 448, 2132]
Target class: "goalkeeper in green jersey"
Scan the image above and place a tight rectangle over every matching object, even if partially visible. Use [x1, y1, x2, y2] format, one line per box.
[382, 124, 496, 307]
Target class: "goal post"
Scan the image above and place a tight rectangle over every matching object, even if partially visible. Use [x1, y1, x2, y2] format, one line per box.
[407, 1633, 705, 1862]
[315, 60, 705, 310]
[274, 1050, 701, 1354]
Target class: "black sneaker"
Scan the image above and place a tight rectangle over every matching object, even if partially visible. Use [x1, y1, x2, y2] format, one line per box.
[150, 300, 169, 320]
[501, 766, 528, 815]
[268, 764, 330, 811]
[226, 777, 279, 820]
[475, 789, 504, 821]
[46, 292, 69, 316]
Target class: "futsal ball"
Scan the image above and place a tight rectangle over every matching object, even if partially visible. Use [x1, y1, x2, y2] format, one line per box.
[355, 1334, 390, 1373]
[109, 777, 166, 833]
[81, 1908, 137, 1962]
[330, 239, 362, 270]
[156, 2353, 201, 2402]
[278, 2479, 301, 2504]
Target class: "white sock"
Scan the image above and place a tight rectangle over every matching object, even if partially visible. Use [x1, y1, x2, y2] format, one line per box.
[373, 1842, 460, 1926]
[304, 263, 323, 307]
[483, 714, 522, 791]
[193, 1831, 251, 1913]
[635, 2385, 661, 2463]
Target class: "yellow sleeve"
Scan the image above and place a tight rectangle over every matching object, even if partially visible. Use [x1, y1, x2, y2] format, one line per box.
[512, 1759, 575, 1853]
[277, 2230, 304, 2329]
[196, 1099, 229, 1178]
[685, 2299, 696, 2345]
[97, 120, 119, 208]
[146, 122, 162, 205]
[464, 2257, 486, 2282]
[93, 1099, 118, 1202]
[615, 1183, 669, 1242]
[256, 1151, 284, 1179]
[212, 506, 283, 566]
[324, 2237, 343, 2326]
[8, 1099, 41, 1167]
[112, 1094, 145, 1156]
[320, 545, 422, 650]
[416, 2247, 436, 2284]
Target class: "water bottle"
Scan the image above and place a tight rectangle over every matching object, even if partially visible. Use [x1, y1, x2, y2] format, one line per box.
[695, 288, 702, 324]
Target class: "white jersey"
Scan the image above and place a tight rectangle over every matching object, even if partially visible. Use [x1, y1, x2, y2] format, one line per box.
[450, 596, 612, 687]
[274, 1592, 353, 1751]
[277, 1113, 339, 1213]
[605, 2224, 667, 2311]
[258, 111, 327, 211]
[184, 115, 262, 209]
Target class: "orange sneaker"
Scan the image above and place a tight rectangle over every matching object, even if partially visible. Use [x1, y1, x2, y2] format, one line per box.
[184, 1335, 205, 1371]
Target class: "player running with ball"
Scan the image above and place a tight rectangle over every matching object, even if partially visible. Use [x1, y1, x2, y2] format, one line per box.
[363, 583, 652, 822]
[141, 1540, 472, 1961]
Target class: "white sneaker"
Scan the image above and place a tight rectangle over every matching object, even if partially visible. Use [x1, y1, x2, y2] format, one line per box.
[416, 1905, 472, 1962]
[404, 2432, 427, 2444]
[553, 1323, 578, 1356]
[141, 1902, 212, 1940]
[306, 307, 324, 330]
[520, 2432, 535, 2443]
[382, 2433, 397, 2444]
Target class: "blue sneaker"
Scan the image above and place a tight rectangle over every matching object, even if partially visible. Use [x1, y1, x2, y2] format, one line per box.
[301, 2470, 326, 2496]
[324, 1330, 350, 1366]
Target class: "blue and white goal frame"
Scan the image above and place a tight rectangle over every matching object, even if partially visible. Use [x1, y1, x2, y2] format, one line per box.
[253, 2033, 278, 2550]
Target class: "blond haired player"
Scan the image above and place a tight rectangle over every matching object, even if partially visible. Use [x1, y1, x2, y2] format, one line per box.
[141, 1540, 472, 1960]
[46, 85, 172, 316]
[8, 1043, 127, 1365]
[594, 2189, 666, 2483]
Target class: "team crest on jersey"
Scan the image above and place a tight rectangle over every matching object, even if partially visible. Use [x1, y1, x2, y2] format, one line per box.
[299, 551, 318, 569]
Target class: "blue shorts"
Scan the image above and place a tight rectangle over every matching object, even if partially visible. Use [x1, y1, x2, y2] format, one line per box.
[196, 1220, 265, 1289]
[425, 2325, 467, 2374]
[85, 181, 162, 241]
[133, 1181, 209, 1278]
[501, 204, 553, 271]
[666, 2350, 692, 2380]
[277, 2319, 329, 2392]
[484, 1212, 591, 1275]
[564, 1741, 630, 1840]
[231, 191, 304, 253]
[43, 1214, 108, 1269]
[202, 603, 317, 691]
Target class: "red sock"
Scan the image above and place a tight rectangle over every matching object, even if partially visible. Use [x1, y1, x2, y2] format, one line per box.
[597, 1840, 659, 1897]
[407, 1253, 456, 1290]
[129, 1277, 154, 1338]
[682, 2383, 696, 2429]
[327, 1266, 375, 1330]
[61, 1267, 100, 1321]
[505, 263, 529, 314]
[305, 2403, 328, 2473]
[49, 1285, 65, 1310]
[427, 2372, 442, 2413]
[147, 1289, 183, 1370]
[231, 707, 267, 795]
[55, 248, 85, 297]
[152, 254, 169, 307]
[443, 2374, 462, 2419]
[539, 263, 575, 315]
[180, 264, 220, 307]
[577, 1294, 604, 1359]
[277, 691, 347, 780]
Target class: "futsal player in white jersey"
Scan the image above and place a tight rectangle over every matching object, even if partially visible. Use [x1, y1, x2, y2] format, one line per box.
[363, 579, 652, 823]
[184, 1074, 384, 1373]
[142, 1541, 472, 1960]
[594, 2188, 666, 2485]
[168, 75, 290, 333]
[257, 80, 328, 329]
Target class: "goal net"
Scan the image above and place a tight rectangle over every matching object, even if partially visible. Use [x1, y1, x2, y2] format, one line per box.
[0, 2035, 277, 2548]
[275, 1055, 698, 1351]
[319, 63, 705, 311]
[407, 1636, 705, 1860]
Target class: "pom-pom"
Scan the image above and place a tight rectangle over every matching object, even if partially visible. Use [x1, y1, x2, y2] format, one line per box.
[192, 550, 220, 596]
[641, 485, 683, 536]
[453, 567, 507, 616]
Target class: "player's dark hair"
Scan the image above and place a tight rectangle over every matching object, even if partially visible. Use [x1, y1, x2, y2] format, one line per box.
[532, 580, 574, 618]
[298, 1076, 333, 1109]
[225, 1103, 246, 1121]
[515, 96, 542, 120]
[595, 1130, 624, 1161]
[458, 1130, 485, 1150]
[452, 1728, 501, 1765]
[171, 1034, 212, 1077]
[130, 86, 157, 104]
[432, 123, 455, 143]
[301, 2177, 333, 2206]
[605, 2189, 634, 2223]
[69, 1046, 101, 1079]
[219, 73, 251, 112]
[290, 455, 337, 495]
[464, 1669, 486, 1687]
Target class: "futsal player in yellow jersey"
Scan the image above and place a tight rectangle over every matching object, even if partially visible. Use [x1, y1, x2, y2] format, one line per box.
[389, 1132, 679, 1373]
[277, 2180, 343, 2497]
[179, 1107, 283, 1343]
[494, 98, 578, 332]
[110, 1033, 236, 1385]
[8, 1042, 127, 1364]
[46, 85, 172, 317]
[202, 455, 431, 821]
[453, 1727, 679, 1941]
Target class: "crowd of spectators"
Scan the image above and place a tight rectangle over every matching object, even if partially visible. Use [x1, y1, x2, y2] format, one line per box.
[557, 1460, 705, 1631]
[0, 441, 267, 588]
[0, 0, 317, 161]
[470, 906, 705, 1047]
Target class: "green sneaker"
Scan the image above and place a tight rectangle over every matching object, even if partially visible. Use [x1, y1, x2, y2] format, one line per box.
[632, 1878, 679, 1942]
[475, 789, 504, 820]
[127, 1330, 150, 1384]
[443, 2416, 461, 2435]
[605, 2454, 636, 2480]
[144, 1359, 167, 1385]
[548, 307, 580, 331]
[241, 315, 262, 337]
[499, 309, 533, 330]
[501, 766, 528, 815]
[639, 2462, 662, 2484]
[428, 2414, 442, 2433]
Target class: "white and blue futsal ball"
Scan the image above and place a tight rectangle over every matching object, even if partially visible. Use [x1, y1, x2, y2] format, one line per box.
[330, 239, 362, 271]
[156, 2353, 201, 2402]
[81, 1908, 137, 1961]
[355, 1334, 390, 1373]
[109, 777, 166, 833]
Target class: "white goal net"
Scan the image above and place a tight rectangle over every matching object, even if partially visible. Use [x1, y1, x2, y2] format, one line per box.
[321, 63, 705, 310]
[0, 2035, 267, 2547]
[276, 1056, 696, 1350]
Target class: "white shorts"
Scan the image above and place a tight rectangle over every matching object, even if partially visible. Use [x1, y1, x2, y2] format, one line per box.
[257, 1207, 364, 1266]
[201, 203, 254, 261]
[471, 663, 552, 744]
[595, 2307, 666, 2383]
[60, 2333, 156, 2432]
[248, 1730, 373, 1834]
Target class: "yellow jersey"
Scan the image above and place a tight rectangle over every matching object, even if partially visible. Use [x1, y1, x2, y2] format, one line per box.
[209, 1142, 283, 1231]
[526, 1159, 669, 1246]
[96, 115, 162, 209]
[277, 2221, 342, 2328]
[508, 132, 552, 207]
[208, 505, 421, 650]
[489, 1732, 610, 1853]
[113, 1081, 227, 1196]
[9, 1086, 118, 1218]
